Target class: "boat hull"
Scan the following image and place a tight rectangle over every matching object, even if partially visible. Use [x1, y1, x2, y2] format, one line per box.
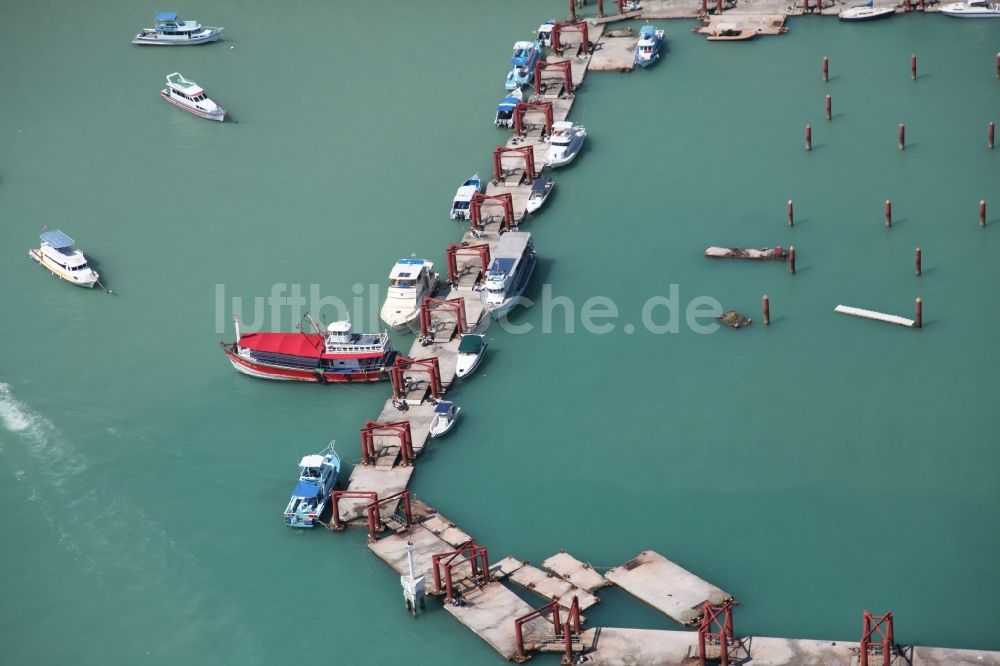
[485, 253, 537, 320]
[456, 349, 486, 378]
[161, 91, 225, 121]
[380, 309, 419, 332]
[28, 249, 99, 288]
[940, 10, 1000, 15]
[429, 408, 461, 438]
[839, 8, 896, 20]
[221, 344, 387, 383]
[132, 28, 223, 45]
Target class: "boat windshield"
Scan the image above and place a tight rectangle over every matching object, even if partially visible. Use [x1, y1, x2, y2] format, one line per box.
[551, 134, 570, 146]
[389, 279, 415, 288]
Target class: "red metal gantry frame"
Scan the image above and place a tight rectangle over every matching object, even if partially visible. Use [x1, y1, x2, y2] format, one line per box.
[698, 601, 735, 666]
[493, 145, 538, 184]
[860, 611, 895, 666]
[513, 596, 582, 663]
[390, 354, 443, 401]
[470, 192, 515, 231]
[533, 60, 574, 97]
[359, 419, 414, 466]
[418, 297, 468, 339]
[575, 0, 630, 19]
[431, 539, 491, 601]
[328, 489, 413, 541]
[551, 21, 589, 56]
[513, 101, 554, 137]
[445, 242, 491, 285]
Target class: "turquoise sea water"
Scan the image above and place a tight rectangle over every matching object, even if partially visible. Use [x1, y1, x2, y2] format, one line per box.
[2, 2, 999, 663]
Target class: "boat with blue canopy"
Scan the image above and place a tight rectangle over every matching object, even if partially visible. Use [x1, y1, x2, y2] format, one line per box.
[133, 11, 223, 45]
[495, 88, 523, 128]
[505, 40, 541, 90]
[634, 26, 665, 67]
[429, 402, 461, 438]
[284, 442, 340, 528]
[28, 229, 100, 288]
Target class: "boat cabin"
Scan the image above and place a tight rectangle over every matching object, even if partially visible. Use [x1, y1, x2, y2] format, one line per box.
[458, 334, 484, 355]
[153, 11, 200, 34]
[387, 258, 433, 294]
[510, 41, 538, 66]
[485, 232, 533, 303]
[549, 121, 575, 146]
[536, 22, 555, 47]
[165, 73, 208, 101]
[39, 230, 90, 272]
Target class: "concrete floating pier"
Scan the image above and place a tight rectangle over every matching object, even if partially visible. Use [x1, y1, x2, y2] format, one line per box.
[605, 550, 732, 626]
[369, 523, 464, 582]
[495, 556, 600, 610]
[444, 582, 554, 660]
[588, 32, 639, 71]
[542, 551, 610, 593]
[835, 305, 916, 328]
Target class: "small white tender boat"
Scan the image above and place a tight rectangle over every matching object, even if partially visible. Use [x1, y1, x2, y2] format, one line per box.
[28, 230, 100, 288]
[450, 174, 482, 220]
[525, 174, 554, 214]
[161, 73, 226, 121]
[839, 0, 896, 21]
[940, 0, 1000, 16]
[544, 121, 587, 168]
[455, 334, 487, 378]
[133, 11, 223, 45]
[429, 401, 461, 438]
[536, 21, 555, 48]
[380, 258, 439, 332]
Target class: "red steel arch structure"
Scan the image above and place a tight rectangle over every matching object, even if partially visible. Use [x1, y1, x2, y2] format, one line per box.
[470, 192, 515, 231]
[860, 611, 895, 666]
[418, 297, 468, 339]
[390, 354, 442, 401]
[697, 601, 735, 666]
[551, 21, 590, 56]
[359, 419, 414, 466]
[533, 60, 574, 97]
[444, 242, 491, 285]
[493, 145, 538, 184]
[513, 101, 554, 137]
[512, 596, 582, 663]
[430, 539, 490, 601]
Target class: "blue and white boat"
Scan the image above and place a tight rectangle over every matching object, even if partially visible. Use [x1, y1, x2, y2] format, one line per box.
[483, 231, 536, 319]
[450, 173, 483, 220]
[133, 11, 223, 45]
[838, 0, 896, 21]
[284, 442, 340, 528]
[940, 0, 1000, 17]
[634, 26, 665, 68]
[505, 40, 542, 90]
[429, 401, 461, 438]
[495, 88, 523, 128]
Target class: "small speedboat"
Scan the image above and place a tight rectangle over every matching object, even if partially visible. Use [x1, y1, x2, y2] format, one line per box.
[160, 72, 226, 121]
[450, 173, 482, 219]
[28, 230, 100, 288]
[455, 334, 487, 378]
[133, 11, 223, 45]
[839, 0, 896, 20]
[284, 442, 340, 528]
[940, 0, 1000, 16]
[429, 401, 461, 438]
[380, 258, 440, 331]
[495, 88, 523, 128]
[634, 25, 665, 67]
[536, 21, 556, 48]
[505, 40, 541, 89]
[544, 121, 587, 168]
[525, 174, 554, 214]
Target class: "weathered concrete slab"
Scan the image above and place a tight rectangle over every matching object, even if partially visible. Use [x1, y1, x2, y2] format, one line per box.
[576, 627, 694, 665]
[695, 13, 786, 36]
[605, 550, 732, 625]
[508, 559, 600, 610]
[589, 34, 639, 71]
[444, 581, 554, 660]
[340, 465, 414, 521]
[542, 551, 609, 593]
[420, 514, 474, 548]
[368, 524, 456, 582]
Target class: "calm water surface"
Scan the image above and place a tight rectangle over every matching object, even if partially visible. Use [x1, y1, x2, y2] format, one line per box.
[1, 2, 999, 663]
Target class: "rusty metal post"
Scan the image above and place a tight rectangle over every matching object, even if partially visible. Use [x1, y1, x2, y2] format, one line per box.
[915, 297, 922, 329]
[402, 490, 413, 525]
[563, 620, 573, 661]
[568, 0, 576, 21]
[514, 621, 526, 661]
[825, 94, 832, 120]
[980, 199, 987, 226]
[915, 247, 921, 276]
[990, 122, 995, 149]
[787, 199, 794, 226]
[444, 562, 454, 601]
[789, 246, 796, 274]
[822, 56, 829, 82]
[366, 505, 378, 542]
[899, 123, 906, 150]
[805, 124, 812, 151]
[330, 494, 343, 530]
[911, 54, 917, 80]
[571, 596, 581, 633]
[885, 200, 892, 227]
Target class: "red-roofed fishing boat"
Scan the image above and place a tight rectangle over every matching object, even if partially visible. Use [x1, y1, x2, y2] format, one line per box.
[220, 315, 394, 383]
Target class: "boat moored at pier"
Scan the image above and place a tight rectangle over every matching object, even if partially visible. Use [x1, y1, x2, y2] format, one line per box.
[133, 11, 223, 45]
[525, 174, 554, 214]
[505, 40, 541, 89]
[940, 0, 1000, 16]
[536, 21, 555, 48]
[450, 174, 483, 219]
[634, 26, 665, 67]
[495, 89, 522, 128]
[544, 121, 587, 168]
[160, 73, 226, 121]
[455, 334, 487, 378]
[28, 230, 100, 288]
[429, 402, 461, 438]
[284, 442, 340, 528]
[221, 315, 394, 383]
[380, 258, 440, 332]
[838, 1, 896, 21]
[483, 231, 536, 319]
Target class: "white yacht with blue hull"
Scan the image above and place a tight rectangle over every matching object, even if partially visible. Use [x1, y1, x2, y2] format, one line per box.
[284, 442, 340, 528]
[483, 232, 536, 319]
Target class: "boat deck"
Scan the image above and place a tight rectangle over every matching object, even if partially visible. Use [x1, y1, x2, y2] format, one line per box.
[604, 550, 732, 626]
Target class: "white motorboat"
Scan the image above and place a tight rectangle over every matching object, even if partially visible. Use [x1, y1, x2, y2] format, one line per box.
[544, 121, 587, 168]
[28, 230, 100, 288]
[483, 232, 536, 319]
[525, 175, 554, 214]
[133, 11, 223, 45]
[536, 21, 555, 48]
[429, 401, 461, 438]
[450, 173, 482, 220]
[380, 258, 439, 331]
[455, 334, 487, 378]
[160, 73, 226, 121]
[633, 26, 665, 68]
[940, 0, 1000, 16]
[839, 1, 896, 20]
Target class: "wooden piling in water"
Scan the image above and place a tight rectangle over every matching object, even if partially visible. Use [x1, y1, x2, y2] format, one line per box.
[787, 200, 794, 226]
[805, 124, 812, 151]
[789, 247, 796, 274]
[885, 200, 892, 227]
[822, 56, 829, 82]
[911, 54, 917, 80]
[915, 297, 922, 329]
[763, 294, 770, 326]
[898, 123, 906, 150]
[915, 247, 921, 276]
[980, 200, 986, 227]
[825, 95, 832, 120]
[990, 122, 995, 149]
